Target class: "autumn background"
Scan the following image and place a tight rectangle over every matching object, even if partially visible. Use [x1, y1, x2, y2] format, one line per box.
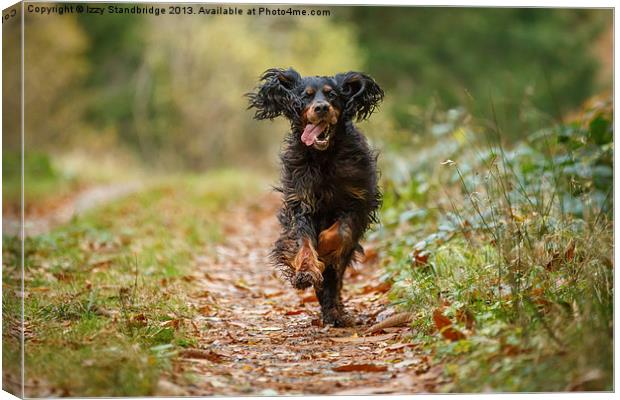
[2, 3, 613, 396]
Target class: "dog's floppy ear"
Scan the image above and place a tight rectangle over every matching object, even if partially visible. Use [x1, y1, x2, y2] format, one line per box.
[246, 68, 302, 120]
[335, 72, 384, 121]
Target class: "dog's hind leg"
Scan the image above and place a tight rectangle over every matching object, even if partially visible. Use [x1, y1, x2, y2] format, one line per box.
[316, 219, 366, 327]
[315, 262, 354, 327]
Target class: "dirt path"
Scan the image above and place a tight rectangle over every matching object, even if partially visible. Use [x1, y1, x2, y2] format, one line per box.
[157, 193, 443, 396]
[3, 182, 142, 237]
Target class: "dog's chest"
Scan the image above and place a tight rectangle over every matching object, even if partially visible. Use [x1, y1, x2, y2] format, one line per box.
[312, 158, 369, 207]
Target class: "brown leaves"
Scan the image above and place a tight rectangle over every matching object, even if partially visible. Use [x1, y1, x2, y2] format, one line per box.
[333, 363, 388, 373]
[432, 308, 466, 342]
[365, 312, 414, 334]
[160, 318, 182, 330]
[545, 239, 576, 271]
[300, 293, 318, 303]
[329, 333, 396, 344]
[411, 240, 430, 267]
[284, 309, 304, 316]
[361, 247, 379, 264]
[455, 308, 475, 331]
[128, 313, 148, 328]
[180, 349, 226, 363]
[360, 281, 392, 294]
[157, 193, 436, 394]
[529, 287, 552, 313]
[386, 342, 417, 351]
[412, 251, 430, 267]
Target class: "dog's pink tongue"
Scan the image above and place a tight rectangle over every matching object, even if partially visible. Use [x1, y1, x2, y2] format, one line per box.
[301, 123, 325, 146]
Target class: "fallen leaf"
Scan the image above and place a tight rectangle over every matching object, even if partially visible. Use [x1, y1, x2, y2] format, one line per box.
[301, 294, 318, 303]
[330, 333, 396, 344]
[256, 326, 282, 331]
[181, 275, 197, 282]
[361, 281, 392, 294]
[365, 312, 414, 334]
[233, 279, 251, 291]
[334, 386, 398, 395]
[160, 319, 181, 330]
[263, 289, 285, 298]
[333, 363, 388, 373]
[362, 247, 379, 264]
[502, 344, 524, 356]
[180, 349, 225, 363]
[53, 272, 73, 282]
[284, 310, 304, 316]
[412, 250, 430, 267]
[394, 359, 419, 369]
[190, 320, 200, 334]
[432, 308, 466, 341]
[197, 305, 212, 314]
[456, 308, 475, 330]
[88, 257, 114, 270]
[129, 313, 148, 327]
[386, 342, 417, 351]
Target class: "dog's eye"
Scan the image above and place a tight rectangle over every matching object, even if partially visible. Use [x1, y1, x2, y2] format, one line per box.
[304, 89, 315, 98]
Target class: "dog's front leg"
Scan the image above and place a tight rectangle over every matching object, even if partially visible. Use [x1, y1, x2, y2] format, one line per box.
[290, 214, 325, 290]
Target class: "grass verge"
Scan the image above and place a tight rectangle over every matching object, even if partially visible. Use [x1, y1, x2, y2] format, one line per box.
[2, 169, 269, 396]
[373, 96, 613, 392]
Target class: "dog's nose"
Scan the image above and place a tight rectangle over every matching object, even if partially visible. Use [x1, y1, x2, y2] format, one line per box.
[313, 102, 330, 116]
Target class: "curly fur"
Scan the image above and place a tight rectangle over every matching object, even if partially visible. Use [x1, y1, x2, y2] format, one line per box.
[247, 67, 383, 327]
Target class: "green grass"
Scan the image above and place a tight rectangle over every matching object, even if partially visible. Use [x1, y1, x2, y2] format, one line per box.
[373, 96, 613, 392]
[2, 169, 269, 396]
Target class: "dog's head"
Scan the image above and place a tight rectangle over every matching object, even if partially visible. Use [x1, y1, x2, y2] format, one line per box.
[247, 68, 383, 151]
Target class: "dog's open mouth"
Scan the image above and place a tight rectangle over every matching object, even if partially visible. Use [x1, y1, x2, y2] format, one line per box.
[301, 122, 333, 151]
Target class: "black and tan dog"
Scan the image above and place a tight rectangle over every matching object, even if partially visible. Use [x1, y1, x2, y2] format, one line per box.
[247, 68, 383, 327]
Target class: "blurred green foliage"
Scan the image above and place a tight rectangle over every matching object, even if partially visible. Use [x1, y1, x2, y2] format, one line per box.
[2, 152, 74, 205]
[344, 7, 611, 135]
[10, 6, 611, 171]
[69, 10, 362, 169]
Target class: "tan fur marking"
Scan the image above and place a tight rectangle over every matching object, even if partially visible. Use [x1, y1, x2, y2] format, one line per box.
[303, 106, 320, 125]
[318, 221, 343, 257]
[318, 221, 353, 263]
[293, 237, 325, 276]
[345, 185, 368, 200]
[328, 106, 340, 125]
[285, 192, 300, 203]
[303, 103, 340, 126]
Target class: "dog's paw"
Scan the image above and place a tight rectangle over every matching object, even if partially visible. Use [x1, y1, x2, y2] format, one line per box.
[293, 269, 323, 289]
[322, 308, 356, 328]
[292, 238, 325, 289]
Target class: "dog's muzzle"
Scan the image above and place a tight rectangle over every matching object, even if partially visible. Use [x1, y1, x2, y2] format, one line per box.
[312, 125, 333, 151]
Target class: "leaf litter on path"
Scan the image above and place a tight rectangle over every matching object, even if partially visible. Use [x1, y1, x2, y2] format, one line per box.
[158, 193, 437, 396]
